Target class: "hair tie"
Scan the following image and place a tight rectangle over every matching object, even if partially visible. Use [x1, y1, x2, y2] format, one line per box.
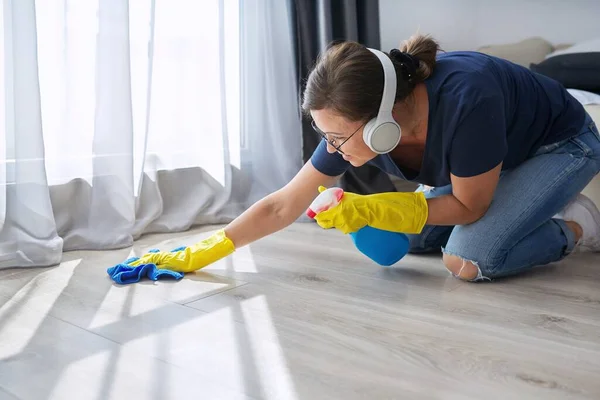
[389, 49, 420, 82]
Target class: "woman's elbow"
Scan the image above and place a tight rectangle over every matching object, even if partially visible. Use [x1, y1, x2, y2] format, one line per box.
[269, 192, 303, 224]
[465, 205, 490, 225]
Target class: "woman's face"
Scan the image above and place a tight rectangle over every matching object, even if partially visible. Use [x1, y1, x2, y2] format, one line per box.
[310, 109, 376, 167]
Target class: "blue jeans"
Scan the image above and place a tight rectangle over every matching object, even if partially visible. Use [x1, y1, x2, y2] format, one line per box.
[407, 112, 600, 281]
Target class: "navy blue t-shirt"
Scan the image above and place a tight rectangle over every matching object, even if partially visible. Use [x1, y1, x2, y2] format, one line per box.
[310, 51, 586, 187]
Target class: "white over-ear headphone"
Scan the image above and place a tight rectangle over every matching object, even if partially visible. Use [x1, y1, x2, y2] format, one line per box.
[362, 48, 401, 154]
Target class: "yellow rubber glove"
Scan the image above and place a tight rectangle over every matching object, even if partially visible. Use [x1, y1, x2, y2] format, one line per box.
[314, 186, 428, 235]
[129, 229, 235, 273]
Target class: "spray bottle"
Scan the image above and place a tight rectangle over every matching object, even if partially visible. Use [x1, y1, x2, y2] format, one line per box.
[307, 187, 410, 266]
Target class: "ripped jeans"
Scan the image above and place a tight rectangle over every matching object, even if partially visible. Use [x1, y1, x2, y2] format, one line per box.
[407, 113, 600, 281]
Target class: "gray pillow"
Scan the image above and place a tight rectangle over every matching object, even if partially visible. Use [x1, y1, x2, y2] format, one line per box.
[530, 52, 600, 94]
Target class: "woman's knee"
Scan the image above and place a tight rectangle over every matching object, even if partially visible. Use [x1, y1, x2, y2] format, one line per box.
[441, 228, 498, 282]
[442, 252, 488, 282]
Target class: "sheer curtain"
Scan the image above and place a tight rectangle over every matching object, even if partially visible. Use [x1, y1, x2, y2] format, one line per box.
[0, 0, 303, 269]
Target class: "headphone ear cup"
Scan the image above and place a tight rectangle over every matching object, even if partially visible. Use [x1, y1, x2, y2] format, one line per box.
[363, 119, 401, 154]
[362, 118, 377, 151]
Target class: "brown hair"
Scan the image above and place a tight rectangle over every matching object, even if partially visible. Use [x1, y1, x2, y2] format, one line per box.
[301, 34, 441, 122]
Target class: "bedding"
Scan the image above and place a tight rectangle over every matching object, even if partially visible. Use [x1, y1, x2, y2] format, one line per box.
[544, 37, 600, 59]
[477, 37, 554, 67]
[530, 52, 600, 93]
[584, 104, 600, 126]
[568, 89, 600, 106]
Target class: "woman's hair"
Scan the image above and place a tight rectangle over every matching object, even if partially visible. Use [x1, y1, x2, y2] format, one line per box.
[301, 33, 441, 122]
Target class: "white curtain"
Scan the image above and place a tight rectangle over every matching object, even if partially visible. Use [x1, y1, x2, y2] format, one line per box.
[0, 0, 303, 268]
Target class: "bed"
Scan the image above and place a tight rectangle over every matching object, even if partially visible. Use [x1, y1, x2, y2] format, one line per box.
[478, 37, 600, 205]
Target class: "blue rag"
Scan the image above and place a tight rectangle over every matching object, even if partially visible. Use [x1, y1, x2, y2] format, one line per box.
[107, 246, 187, 284]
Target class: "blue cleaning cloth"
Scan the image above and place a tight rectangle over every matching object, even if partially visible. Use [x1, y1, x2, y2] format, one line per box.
[107, 246, 188, 284]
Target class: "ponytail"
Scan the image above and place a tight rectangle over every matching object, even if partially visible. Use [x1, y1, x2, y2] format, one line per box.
[399, 33, 441, 82]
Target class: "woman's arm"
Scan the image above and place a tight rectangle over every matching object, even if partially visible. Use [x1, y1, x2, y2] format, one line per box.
[224, 160, 340, 248]
[425, 162, 502, 226]
[128, 160, 340, 273]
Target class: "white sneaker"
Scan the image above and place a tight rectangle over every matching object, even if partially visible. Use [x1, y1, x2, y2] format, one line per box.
[555, 193, 600, 252]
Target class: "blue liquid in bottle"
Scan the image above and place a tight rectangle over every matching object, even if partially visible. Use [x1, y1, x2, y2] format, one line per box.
[349, 226, 409, 266]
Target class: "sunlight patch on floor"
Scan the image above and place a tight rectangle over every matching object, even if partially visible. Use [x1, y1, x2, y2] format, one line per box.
[208, 244, 258, 273]
[0, 259, 80, 357]
[242, 295, 298, 400]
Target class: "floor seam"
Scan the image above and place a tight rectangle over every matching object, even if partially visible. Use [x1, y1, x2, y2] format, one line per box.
[180, 281, 251, 305]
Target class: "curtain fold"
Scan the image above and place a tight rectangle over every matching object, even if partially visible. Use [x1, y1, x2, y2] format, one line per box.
[240, 0, 304, 207]
[1, 0, 63, 268]
[0, 0, 303, 269]
[290, 0, 398, 195]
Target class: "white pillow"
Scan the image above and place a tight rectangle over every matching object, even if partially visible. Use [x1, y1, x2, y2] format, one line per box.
[545, 38, 600, 59]
[567, 89, 600, 106]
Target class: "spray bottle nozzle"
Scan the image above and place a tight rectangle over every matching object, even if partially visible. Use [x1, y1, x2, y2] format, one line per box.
[306, 187, 344, 219]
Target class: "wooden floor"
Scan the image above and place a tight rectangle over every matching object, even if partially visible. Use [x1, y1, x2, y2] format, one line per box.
[0, 222, 599, 400]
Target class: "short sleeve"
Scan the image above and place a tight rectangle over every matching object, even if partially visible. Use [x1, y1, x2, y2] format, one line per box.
[309, 139, 350, 176]
[449, 95, 508, 177]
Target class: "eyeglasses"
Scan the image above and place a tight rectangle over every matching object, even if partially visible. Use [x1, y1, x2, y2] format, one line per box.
[311, 120, 364, 155]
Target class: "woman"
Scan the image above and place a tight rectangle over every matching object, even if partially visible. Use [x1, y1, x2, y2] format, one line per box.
[133, 34, 600, 282]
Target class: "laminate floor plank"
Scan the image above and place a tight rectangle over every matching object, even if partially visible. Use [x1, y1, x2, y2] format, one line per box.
[0, 223, 597, 399]
[185, 280, 599, 399]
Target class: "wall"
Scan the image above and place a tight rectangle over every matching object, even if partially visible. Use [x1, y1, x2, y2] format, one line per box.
[380, 0, 600, 205]
[379, 0, 600, 51]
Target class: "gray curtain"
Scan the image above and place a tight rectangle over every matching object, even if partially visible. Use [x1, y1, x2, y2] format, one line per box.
[290, 0, 397, 195]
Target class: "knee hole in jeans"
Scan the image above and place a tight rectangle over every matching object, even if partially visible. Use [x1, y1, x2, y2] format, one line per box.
[442, 252, 491, 282]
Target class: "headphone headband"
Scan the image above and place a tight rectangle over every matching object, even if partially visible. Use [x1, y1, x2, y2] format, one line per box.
[367, 48, 397, 124]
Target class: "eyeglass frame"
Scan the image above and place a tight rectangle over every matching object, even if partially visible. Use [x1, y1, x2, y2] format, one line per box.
[311, 120, 366, 155]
